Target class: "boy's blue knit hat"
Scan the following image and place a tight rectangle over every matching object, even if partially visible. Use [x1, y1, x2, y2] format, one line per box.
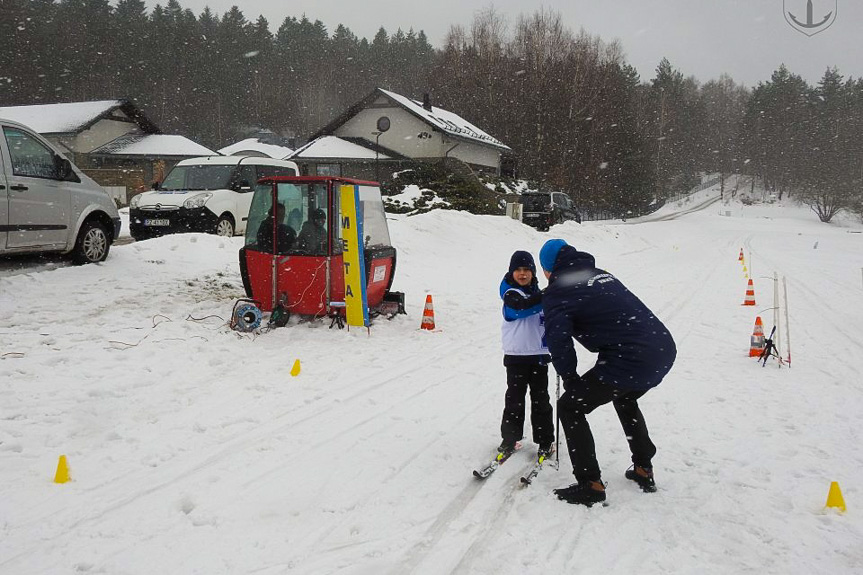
[540, 239, 568, 272]
[509, 250, 536, 275]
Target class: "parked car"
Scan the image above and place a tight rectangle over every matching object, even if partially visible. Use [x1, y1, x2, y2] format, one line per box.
[129, 156, 299, 241]
[0, 118, 121, 264]
[520, 191, 581, 231]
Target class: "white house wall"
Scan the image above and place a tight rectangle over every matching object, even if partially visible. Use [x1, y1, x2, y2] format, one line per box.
[335, 106, 499, 171]
[444, 140, 501, 171]
[337, 107, 438, 156]
[67, 116, 137, 153]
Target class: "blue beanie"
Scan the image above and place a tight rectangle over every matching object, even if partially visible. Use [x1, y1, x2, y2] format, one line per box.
[539, 239, 568, 272]
[509, 250, 536, 275]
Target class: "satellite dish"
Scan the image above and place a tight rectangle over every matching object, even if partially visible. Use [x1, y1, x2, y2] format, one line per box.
[376, 116, 391, 132]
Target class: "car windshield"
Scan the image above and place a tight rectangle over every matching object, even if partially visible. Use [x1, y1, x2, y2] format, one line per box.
[160, 164, 234, 191]
[521, 194, 552, 211]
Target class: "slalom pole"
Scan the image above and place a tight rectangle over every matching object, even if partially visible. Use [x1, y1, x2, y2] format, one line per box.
[749, 248, 753, 279]
[783, 276, 792, 367]
[555, 373, 561, 470]
[773, 272, 781, 360]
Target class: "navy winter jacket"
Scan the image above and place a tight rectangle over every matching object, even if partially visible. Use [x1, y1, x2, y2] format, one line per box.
[542, 246, 676, 390]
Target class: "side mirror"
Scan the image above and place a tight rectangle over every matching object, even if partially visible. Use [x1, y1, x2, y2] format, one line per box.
[151, 182, 161, 190]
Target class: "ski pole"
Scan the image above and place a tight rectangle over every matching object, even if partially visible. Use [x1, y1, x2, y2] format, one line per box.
[555, 373, 561, 470]
[783, 276, 792, 367]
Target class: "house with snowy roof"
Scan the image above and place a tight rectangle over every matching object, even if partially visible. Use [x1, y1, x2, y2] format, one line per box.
[0, 99, 215, 201]
[293, 88, 510, 181]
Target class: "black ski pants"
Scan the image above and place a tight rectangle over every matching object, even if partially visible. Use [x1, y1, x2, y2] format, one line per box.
[558, 370, 656, 483]
[501, 363, 554, 447]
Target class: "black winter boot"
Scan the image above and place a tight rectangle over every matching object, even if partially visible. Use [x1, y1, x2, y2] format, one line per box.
[554, 481, 606, 506]
[625, 465, 657, 493]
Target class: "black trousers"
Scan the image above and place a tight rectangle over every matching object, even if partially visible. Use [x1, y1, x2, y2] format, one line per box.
[501, 363, 554, 446]
[558, 370, 656, 483]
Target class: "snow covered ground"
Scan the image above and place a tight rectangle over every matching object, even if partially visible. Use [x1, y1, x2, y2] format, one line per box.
[2, 184, 863, 574]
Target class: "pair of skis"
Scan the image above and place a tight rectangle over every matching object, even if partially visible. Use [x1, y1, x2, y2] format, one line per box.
[472, 443, 556, 485]
[476, 375, 562, 486]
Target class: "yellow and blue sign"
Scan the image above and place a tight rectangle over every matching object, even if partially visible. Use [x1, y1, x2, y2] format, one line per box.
[340, 184, 369, 327]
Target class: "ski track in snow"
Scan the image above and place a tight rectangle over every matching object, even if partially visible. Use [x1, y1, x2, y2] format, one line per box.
[3, 181, 863, 574]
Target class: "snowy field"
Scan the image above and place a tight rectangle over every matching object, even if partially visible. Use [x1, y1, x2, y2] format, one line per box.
[2, 185, 863, 574]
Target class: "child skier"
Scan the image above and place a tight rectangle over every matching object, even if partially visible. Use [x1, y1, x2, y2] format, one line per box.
[498, 250, 555, 460]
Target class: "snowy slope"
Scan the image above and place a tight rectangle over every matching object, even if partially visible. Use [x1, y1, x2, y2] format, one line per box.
[1, 186, 863, 574]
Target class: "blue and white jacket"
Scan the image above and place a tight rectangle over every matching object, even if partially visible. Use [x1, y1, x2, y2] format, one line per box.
[500, 275, 550, 366]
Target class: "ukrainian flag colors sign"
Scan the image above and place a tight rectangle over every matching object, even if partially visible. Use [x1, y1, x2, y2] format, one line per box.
[340, 184, 369, 327]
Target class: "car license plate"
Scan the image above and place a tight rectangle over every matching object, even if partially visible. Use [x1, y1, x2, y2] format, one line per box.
[144, 219, 170, 227]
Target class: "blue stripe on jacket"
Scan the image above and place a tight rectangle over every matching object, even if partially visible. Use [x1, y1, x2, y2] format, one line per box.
[499, 276, 543, 321]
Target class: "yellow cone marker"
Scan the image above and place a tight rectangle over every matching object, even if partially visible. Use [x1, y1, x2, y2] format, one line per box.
[290, 359, 301, 377]
[54, 455, 70, 484]
[825, 481, 846, 513]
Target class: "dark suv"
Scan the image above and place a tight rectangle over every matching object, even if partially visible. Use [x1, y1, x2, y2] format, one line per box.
[520, 191, 580, 231]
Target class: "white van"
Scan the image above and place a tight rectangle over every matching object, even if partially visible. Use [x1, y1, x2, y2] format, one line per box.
[129, 156, 299, 241]
[0, 118, 121, 264]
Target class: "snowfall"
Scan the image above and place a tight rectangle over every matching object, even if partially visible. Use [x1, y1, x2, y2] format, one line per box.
[1, 181, 862, 574]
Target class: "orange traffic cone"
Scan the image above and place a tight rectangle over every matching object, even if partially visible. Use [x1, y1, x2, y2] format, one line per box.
[741, 279, 756, 306]
[749, 316, 765, 357]
[420, 295, 436, 330]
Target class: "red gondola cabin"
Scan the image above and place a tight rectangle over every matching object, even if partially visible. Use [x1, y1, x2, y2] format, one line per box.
[239, 177, 399, 320]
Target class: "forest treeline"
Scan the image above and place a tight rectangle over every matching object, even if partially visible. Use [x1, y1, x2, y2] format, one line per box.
[1, 1, 860, 220]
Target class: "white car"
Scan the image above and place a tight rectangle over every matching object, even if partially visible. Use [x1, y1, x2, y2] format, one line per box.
[0, 118, 121, 264]
[129, 156, 299, 240]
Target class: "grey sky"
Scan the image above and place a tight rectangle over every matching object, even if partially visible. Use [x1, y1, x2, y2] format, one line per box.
[150, 0, 861, 87]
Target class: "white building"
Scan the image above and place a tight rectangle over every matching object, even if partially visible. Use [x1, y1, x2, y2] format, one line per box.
[294, 88, 510, 180]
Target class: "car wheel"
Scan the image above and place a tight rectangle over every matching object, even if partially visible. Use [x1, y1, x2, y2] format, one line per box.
[215, 216, 234, 237]
[71, 220, 110, 264]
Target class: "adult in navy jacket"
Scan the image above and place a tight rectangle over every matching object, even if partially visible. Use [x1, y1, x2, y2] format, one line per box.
[539, 239, 676, 506]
